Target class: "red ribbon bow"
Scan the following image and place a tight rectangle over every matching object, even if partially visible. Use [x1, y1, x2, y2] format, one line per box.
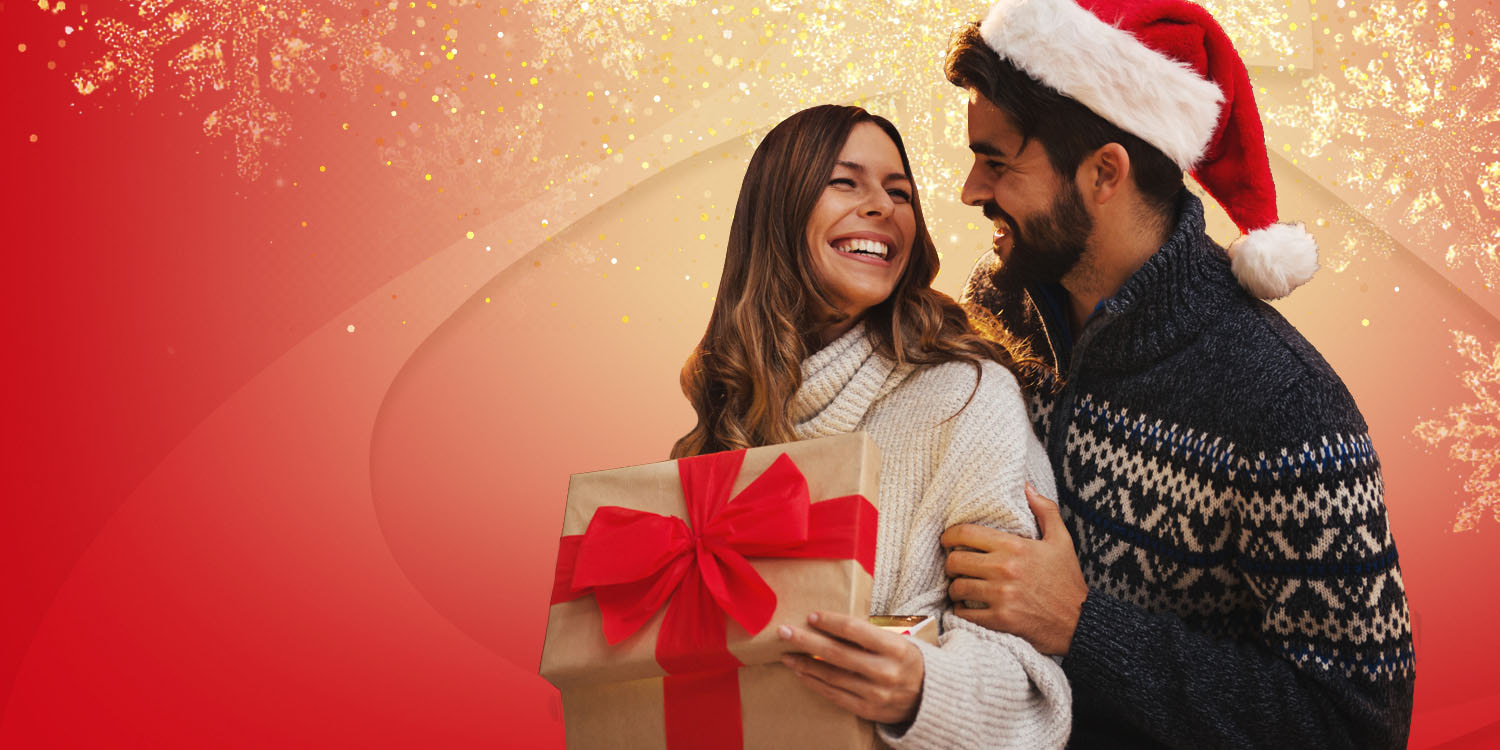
[550, 448, 876, 748]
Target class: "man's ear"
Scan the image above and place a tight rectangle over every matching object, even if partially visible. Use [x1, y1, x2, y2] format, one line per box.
[1078, 142, 1130, 207]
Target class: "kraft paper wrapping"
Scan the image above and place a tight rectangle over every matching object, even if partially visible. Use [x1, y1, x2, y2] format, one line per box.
[539, 432, 882, 688]
[559, 664, 875, 750]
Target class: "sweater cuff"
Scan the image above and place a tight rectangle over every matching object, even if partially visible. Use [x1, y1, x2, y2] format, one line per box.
[876, 638, 969, 749]
[1063, 589, 1136, 684]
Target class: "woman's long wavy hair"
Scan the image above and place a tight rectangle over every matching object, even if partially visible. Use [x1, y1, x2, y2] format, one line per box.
[671, 105, 1038, 458]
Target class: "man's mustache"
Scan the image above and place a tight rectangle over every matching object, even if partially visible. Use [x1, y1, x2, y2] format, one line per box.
[982, 201, 1018, 241]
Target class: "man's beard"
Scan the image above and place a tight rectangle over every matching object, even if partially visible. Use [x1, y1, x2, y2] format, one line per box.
[985, 184, 1092, 293]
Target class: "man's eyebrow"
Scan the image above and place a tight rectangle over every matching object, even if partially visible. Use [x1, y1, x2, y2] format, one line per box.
[968, 141, 1009, 158]
[834, 160, 911, 183]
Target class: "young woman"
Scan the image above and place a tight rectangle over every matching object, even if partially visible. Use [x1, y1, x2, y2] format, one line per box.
[671, 105, 1071, 748]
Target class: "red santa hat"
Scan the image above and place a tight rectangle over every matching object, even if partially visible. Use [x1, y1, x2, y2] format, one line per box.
[978, 0, 1318, 299]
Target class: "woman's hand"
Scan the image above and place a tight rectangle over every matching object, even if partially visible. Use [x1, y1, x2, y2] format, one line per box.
[777, 611, 924, 725]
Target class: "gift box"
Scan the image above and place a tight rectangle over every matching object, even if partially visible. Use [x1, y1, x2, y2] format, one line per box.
[870, 615, 938, 645]
[540, 432, 888, 749]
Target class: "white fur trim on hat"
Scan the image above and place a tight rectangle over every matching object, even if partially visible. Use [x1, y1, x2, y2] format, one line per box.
[979, 0, 1223, 169]
[1227, 223, 1319, 299]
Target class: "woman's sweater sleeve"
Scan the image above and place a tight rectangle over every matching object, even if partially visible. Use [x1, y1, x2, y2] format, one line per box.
[876, 362, 1072, 750]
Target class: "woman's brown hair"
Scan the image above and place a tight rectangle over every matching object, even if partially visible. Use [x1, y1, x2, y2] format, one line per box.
[671, 104, 1037, 458]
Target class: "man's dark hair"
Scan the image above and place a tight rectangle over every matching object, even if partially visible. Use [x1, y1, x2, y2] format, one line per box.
[946, 22, 1184, 220]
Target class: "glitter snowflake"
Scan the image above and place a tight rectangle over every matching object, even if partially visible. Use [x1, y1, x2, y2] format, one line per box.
[1415, 330, 1500, 532]
[378, 93, 580, 210]
[73, 0, 409, 179]
[753, 1, 980, 205]
[1199, 0, 1301, 63]
[515, 0, 985, 212]
[528, 0, 698, 80]
[1264, 1, 1500, 285]
[1303, 202, 1395, 274]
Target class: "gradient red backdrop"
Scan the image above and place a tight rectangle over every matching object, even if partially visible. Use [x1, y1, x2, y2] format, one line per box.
[5, 0, 1499, 746]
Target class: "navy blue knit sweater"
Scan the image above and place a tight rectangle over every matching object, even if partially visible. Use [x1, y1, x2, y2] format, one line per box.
[963, 193, 1415, 748]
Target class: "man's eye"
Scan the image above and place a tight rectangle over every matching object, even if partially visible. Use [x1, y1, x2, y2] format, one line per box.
[987, 160, 1008, 174]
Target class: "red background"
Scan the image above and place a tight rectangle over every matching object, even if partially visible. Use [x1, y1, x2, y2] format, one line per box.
[5, 0, 1498, 746]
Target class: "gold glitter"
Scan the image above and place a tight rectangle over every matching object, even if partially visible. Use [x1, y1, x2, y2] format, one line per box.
[1265, 0, 1500, 282]
[1416, 330, 1500, 531]
[532, 0, 698, 78]
[73, 0, 411, 180]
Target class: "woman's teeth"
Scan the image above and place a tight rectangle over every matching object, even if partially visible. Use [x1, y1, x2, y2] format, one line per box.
[834, 238, 889, 259]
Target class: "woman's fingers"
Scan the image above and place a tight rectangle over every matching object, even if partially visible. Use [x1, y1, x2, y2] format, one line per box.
[781, 655, 870, 716]
[776, 616, 880, 676]
[778, 611, 925, 724]
[804, 611, 908, 658]
[782, 652, 919, 725]
[781, 653, 867, 696]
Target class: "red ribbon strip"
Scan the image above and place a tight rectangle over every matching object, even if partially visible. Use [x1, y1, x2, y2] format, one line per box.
[550, 449, 877, 748]
[662, 671, 743, 750]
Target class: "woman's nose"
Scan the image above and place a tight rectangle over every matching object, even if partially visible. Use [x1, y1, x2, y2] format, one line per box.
[861, 190, 894, 216]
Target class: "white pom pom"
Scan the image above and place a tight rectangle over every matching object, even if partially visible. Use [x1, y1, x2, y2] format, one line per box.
[1228, 223, 1319, 300]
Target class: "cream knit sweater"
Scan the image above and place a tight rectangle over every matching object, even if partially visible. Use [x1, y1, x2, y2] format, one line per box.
[790, 323, 1071, 750]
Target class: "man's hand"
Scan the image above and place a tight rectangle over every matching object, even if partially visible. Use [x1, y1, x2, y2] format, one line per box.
[778, 611, 924, 725]
[940, 484, 1087, 656]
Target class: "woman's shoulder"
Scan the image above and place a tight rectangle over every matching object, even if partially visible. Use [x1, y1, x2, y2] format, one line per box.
[876, 357, 1028, 426]
[867, 358, 1041, 479]
[901, 358, 1025, 401]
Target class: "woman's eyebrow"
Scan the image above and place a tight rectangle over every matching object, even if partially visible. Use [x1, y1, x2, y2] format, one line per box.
[835, 160, 910, 183]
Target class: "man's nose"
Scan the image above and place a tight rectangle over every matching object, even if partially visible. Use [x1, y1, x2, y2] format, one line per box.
[960, 164, 990, 207]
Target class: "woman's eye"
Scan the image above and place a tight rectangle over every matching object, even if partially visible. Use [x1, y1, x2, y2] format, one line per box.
[828, 177, 856, 188]
[888, 188, 911, 202]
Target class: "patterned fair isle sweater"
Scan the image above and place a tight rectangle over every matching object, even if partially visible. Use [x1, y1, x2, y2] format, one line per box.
[791, 323, 1071, 749]
[963, 192, 1415, 749]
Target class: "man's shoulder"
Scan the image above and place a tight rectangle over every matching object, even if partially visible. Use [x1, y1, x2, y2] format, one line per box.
[1202, 291, 1365, 430]
[1167, 295, 1378, 494]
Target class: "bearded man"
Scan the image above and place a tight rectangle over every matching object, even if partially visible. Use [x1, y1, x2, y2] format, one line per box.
[938, 0, 1416, 746]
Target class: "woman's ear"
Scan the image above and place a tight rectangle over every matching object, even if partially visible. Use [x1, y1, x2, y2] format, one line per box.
[1078, 142, 1130, 207]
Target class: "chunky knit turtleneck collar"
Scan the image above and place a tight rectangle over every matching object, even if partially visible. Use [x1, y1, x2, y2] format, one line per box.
[790, 323, 911, 439]
[1081, 191, 1242, 372]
